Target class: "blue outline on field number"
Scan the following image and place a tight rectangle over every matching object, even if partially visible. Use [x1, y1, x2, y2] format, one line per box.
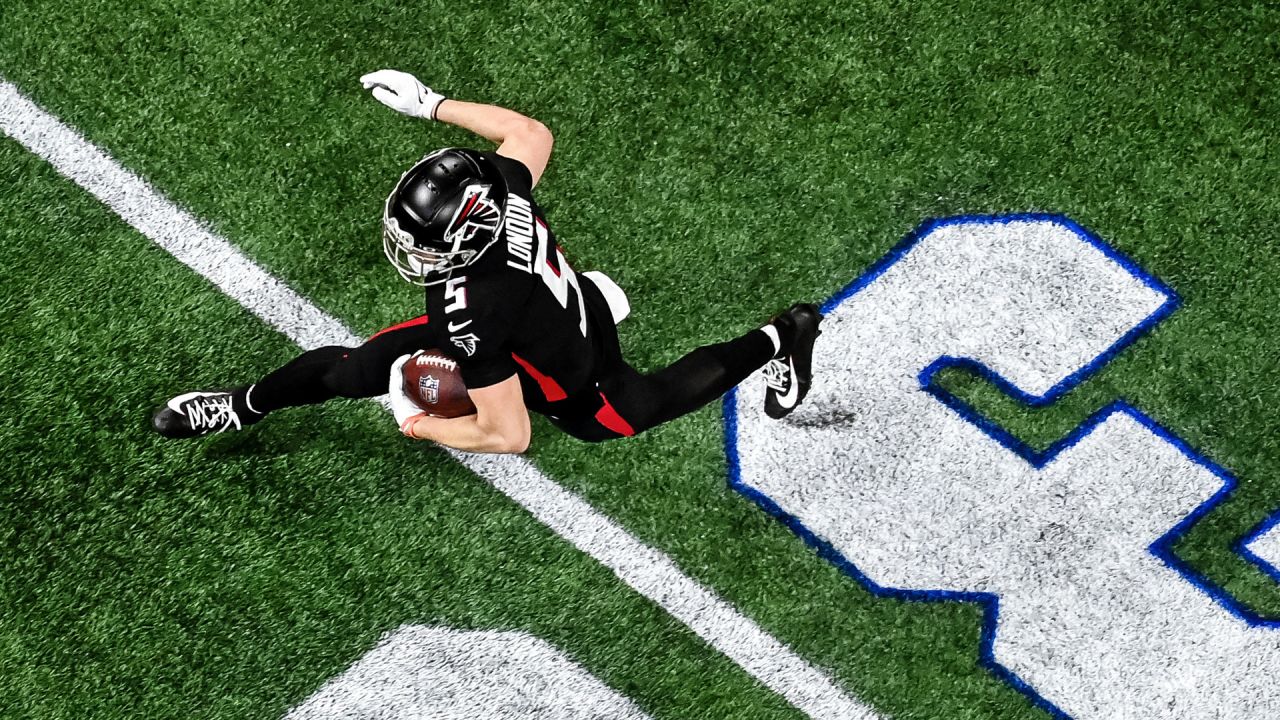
[1238, 508, 1280, 584]
[722, 213, 1279, 719]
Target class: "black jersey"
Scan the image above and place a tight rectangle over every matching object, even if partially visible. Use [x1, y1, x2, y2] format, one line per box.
[424, 152, 612, 414]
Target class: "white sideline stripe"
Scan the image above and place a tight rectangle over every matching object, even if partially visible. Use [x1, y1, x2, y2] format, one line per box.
[0, 81, 878, 720]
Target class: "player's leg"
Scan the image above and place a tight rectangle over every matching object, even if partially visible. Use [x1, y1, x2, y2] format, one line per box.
[151, 316, 433, 438]
[577, 303, 822, 440]
[643, 303, 821, 425]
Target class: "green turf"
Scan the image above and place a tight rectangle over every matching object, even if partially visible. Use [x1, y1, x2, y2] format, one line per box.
[0, 140, 807, 719]
[2, 1, 1279, 718]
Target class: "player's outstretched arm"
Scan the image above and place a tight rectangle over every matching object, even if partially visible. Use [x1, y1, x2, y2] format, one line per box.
[436, 100, 553, 187]
[360, 69, 553, 186]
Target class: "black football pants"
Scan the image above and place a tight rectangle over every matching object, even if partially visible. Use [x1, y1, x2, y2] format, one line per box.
[247, 303, 775, 443]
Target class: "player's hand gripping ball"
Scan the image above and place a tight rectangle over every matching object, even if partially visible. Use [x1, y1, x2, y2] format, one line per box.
[401, 350, 477, 419]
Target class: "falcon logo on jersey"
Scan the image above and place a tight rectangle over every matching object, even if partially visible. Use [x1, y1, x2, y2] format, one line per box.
[504, 195, 536, 273]
[451, 332, 481, 357]
[445, 184, 502, 248]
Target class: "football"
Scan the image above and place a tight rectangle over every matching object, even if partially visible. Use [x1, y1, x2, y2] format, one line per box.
[401, 350, 476, 418]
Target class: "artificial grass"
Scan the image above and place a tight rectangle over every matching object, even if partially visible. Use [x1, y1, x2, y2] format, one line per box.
[2, 1, 1277, 717]
[0, 140, 802, 719]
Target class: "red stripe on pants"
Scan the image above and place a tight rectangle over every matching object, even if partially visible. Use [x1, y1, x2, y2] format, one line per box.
[512, 352, 568, 402]
[368, 314, 430, 340]
[594, 392, 636, 437]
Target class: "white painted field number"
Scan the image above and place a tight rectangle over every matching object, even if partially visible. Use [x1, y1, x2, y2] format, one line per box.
[730, 215, 1280, 719]
[286, 625, 649, 719]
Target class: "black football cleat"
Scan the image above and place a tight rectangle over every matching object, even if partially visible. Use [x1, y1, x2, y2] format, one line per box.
[151, 390, 258, 439]
[763, 303, 823, 419]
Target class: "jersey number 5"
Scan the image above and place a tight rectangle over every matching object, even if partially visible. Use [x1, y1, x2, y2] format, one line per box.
[534, 221, 587, 337]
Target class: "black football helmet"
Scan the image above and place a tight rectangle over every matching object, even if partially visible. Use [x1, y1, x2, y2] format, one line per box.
[382, 148, 509, 286]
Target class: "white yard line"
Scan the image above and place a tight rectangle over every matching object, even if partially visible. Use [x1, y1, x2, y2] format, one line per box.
[0, 80, 879, 720]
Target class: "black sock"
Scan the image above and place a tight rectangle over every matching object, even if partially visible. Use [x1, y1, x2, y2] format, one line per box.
[247, 345, 351, 414]
[230, 385, 264, 425]
[646, 329, 778, 421]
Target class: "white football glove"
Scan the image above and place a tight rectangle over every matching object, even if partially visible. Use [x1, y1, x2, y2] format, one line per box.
[360, 69, 446, 120]
[389, 352, 427, 436]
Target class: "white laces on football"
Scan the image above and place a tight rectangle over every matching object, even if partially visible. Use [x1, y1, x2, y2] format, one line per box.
[183, 394, 242, 433]
[762, 359, 791, 393]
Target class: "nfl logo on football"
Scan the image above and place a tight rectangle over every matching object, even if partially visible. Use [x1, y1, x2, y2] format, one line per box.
[419, 375, 440, 405]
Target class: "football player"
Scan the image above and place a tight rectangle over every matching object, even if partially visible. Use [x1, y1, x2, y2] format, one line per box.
[152, 69, 821, 453]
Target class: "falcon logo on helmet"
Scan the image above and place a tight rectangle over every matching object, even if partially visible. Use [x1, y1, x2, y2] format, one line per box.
[382, 148, 510, 286]
[446, 184, 502, 243]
